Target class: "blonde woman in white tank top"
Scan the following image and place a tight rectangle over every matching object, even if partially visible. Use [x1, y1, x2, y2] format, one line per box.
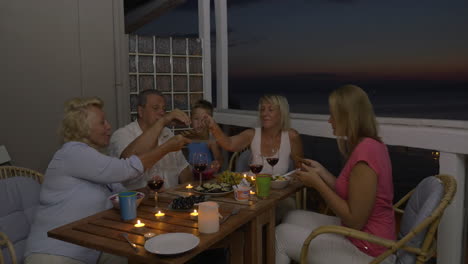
[251, 127, 291, 175]
[203, 95, 303, 172]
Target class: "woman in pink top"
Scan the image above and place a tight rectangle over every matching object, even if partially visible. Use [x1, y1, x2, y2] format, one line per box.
[276, 85, 396, 264]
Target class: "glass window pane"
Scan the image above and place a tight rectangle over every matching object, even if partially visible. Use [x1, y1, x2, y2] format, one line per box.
[173, 57, 187, 73]
[173, 76, 187, 92]
[138, 36, 153, 53]
[172, 38, 186, 55]
[138, 56, 154, 73]
[156, 76, 171, 92]
[156, 56, 171, 73]
[139, 76, 154, 91]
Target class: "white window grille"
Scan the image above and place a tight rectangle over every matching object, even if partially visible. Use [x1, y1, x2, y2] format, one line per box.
[128, 35, 204, 132]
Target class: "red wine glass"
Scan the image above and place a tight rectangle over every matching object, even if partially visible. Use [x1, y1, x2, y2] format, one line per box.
[147, 175, 164, 212]
[192, 152, 208, 187]
[249, 154, 264, 177]
[266, 148, 279, 175]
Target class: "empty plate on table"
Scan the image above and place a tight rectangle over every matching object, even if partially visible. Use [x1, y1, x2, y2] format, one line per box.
[144, 233, 200, 255]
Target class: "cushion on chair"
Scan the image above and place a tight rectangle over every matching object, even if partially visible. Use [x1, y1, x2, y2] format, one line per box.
[0, 176, 41, 264]
[396, 176, 444, 264]
[235, 149, 252, 172]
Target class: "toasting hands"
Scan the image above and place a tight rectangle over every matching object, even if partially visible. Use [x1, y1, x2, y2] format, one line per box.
[162, 135, 191, 153]
[162, 109, 191, 127]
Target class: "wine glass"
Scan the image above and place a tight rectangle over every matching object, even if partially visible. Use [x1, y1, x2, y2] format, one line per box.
[266, 148, 279, 175]
[147, 175, 164, 212]
[249, 154, 264, 176]
[192, 152, 208, 187]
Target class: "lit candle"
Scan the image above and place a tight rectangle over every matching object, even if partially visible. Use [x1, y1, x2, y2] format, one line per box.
[134, 219, 145, 228]
[155, 210, 165, 220]
[186, 184, 193, 190]
[243, 173, 247, 178]
[251, 176, 256, 181]
[249, 190, 256, 204]
[190, 209, 198, 220]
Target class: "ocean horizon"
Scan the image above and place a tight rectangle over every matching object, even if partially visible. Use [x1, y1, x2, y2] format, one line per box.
[226, 76, 468, 120]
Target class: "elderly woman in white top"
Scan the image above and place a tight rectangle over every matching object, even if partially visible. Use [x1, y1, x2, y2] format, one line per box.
[24, 97, 190, 264]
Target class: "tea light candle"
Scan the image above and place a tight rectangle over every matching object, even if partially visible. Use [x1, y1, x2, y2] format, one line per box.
[155, 210, 165, 220]
[190, 209, 198, 220]
[144, 232, 156, 241]
[134, 219, 145, 228]
[243, 173, 247, 178]
[249, 190, 256, 204]
[186, 184, 193, 190]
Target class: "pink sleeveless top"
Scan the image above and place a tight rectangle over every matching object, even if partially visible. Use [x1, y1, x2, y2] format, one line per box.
[335, 138, 395, 257]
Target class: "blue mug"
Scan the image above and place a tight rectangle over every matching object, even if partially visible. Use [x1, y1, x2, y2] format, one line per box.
[119, 191, 137, 221]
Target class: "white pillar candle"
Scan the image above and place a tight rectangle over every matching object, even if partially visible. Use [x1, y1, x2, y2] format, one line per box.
[198, 202, 220, 234]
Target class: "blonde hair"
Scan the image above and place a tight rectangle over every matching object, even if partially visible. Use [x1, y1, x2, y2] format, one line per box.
[329, 85, 380, 158]
[258, 95, 291, 130]
[60, 97, 104, 146]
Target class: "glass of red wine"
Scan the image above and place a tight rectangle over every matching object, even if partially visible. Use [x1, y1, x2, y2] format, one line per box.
[147, 175, 164, 212]
[249, 154, 264, 177]
[192, 152, 208, 187]
[266, 148, 279, 175]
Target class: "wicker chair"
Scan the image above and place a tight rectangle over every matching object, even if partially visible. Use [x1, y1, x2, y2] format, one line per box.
[228, 148, 251, 172]
[0, 231, 17, 264]
[0, 166, 44, 264]
[300, 174, 457, 264]
[0, 166, 44, 183]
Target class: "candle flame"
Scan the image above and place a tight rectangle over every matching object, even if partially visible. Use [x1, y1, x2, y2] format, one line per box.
[194, 209, 197, 213]
[155, 210, 165, 217]
[134, 219, 145, 227]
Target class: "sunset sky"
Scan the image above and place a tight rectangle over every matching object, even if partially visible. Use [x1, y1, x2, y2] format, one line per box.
[137, 0, 468, 81]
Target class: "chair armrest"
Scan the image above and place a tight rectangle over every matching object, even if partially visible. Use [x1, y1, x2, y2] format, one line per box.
[0, 231, 18, 264]
[300, 225, 424, 264]
[393, 189, 415, 211]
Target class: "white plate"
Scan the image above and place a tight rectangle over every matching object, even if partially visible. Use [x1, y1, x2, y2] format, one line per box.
[144, 233, 199, 255]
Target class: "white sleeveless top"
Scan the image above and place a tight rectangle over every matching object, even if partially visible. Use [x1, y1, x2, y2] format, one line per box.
[250, 128, 291, 175]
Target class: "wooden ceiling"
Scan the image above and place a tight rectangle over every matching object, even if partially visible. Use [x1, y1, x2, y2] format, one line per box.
[124, 0, 187, 33]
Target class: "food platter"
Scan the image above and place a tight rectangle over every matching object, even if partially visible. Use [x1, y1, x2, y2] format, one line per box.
[193, 182, 233, 196]
[192, 189, 233, 197]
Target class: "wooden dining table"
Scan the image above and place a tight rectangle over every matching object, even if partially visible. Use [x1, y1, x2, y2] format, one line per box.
[48, 180, 304, 264]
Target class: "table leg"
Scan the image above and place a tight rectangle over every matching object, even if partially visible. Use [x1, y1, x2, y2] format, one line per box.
[228, 229, 244, 264]
[244, 207, 276, 264]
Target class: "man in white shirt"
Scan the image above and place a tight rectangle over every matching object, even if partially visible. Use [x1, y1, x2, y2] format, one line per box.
[108, 90, 193, 190]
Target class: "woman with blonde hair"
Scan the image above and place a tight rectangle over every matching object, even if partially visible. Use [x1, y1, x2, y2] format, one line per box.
[275, 85, 396, 264]
[204, 94, 303, 175]
[25, 97, 190, 264]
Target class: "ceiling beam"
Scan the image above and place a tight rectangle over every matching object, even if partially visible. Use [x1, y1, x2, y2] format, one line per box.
[125, 0, 187, 33]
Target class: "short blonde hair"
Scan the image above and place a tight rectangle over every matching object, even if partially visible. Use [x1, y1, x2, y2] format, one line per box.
[258, 95, 291, 130]
[60, 97, 104, 145]
[329, 85, 380, 158]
